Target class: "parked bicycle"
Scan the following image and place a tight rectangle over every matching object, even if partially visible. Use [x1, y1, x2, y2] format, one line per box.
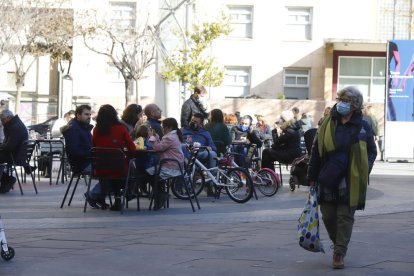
[171, 146, 254, 203]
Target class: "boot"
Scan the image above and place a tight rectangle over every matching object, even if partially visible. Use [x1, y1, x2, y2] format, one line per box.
[110, 197, 122, 211]
[332, 253, 344, 269]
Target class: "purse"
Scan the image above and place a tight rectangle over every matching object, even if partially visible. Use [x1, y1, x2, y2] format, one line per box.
[297, 187, 325, 253]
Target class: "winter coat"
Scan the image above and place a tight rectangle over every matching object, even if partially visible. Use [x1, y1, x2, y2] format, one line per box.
[204, 122, 232, 155]
[92, 123, 136, 178]
[150, 130, 184, 171]
[146, 118, 163, 139]
[180, 95, 208, 128]
[62, 118, 94, 172]
[0, 115, 28, 163]
[270, 122, 302, 163]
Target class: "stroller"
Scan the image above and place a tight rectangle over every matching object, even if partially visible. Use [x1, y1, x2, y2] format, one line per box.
[0, 216, 15, 261]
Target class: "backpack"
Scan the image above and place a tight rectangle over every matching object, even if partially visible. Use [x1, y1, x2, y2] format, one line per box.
[289, 154, 309, 191]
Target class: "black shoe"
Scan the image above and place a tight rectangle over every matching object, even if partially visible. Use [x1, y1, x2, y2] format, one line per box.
[154, 192, 169, 210]
[0, 175, 16, 193]
[110, 198, 122, 211]
[96, 201, 109, 210]
[83, 193, 98, 209]
[24, 166, 37, 175]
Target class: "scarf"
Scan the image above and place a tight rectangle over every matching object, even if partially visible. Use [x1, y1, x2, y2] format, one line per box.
[318, 116, 369, 209]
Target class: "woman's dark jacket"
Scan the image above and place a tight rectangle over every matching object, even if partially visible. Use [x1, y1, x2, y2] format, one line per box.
[0, 115, 28, 163]
[270, 122, 302, 163]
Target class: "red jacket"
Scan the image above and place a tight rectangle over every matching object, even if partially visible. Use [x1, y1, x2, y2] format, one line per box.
[92, 124, 136, 178]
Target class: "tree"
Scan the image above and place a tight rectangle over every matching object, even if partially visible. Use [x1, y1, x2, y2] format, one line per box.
[160, 19, 230, 90]
[79, 6, 155, 107]
[0, 0, 73, 113]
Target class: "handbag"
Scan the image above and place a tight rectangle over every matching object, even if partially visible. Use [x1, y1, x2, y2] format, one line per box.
[317, 151, 348, 189]
[297, 187, 325, 253]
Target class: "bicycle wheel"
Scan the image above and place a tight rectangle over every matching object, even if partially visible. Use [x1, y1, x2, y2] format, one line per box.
[256, 168, 279, 196]
[224, 167, 253, 203]
[171, 169, 204, 200]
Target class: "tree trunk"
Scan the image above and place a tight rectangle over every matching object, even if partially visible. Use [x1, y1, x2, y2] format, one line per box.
[14, 82, 23, 114]
[135, 80, 140, 104]
[124, 79, 130, 107]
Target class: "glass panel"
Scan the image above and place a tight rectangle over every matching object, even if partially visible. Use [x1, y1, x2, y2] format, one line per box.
[370, 79, 386, 103]
[373, 58, 386, 77]
[285, 69, 308, 75]
[340, 58, 371, 76]
[297, 77, 308, 85]
[338, 78, 370, 101]
[285, 76, 296, 85]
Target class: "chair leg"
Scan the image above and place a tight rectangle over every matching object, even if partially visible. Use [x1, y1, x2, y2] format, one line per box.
[60, 174, 76, 208]
[84, 177, 93, 213]
[68, 175, 81, 206]
[12, 167, 23, 195]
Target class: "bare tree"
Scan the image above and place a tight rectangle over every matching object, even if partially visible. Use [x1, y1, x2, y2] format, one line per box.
[79, 6, 156, 106]
[0, 0, 73, 113]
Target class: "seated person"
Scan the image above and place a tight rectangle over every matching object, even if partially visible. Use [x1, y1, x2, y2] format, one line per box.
[261, 110, 303, 170]
[230, 115, 263, 167]
[51, 110, 75, 138]
[181, 113, 217, 170]
[145, 118, 185, 209]
[255, 114, 272, 148]
[134, 125, 154, 194]
[205, 109, 232, 156]
[92, 104, 136, 211]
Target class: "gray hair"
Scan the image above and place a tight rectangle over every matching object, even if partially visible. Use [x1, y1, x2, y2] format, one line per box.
[0, 109, 14, 119]
[337, 86, 364, 110]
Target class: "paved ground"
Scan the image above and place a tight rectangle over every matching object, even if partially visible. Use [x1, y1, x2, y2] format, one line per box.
[0, 161, 413, 275]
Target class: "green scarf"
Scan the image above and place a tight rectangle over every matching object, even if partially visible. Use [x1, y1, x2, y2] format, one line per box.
[318, 116, 368, 209]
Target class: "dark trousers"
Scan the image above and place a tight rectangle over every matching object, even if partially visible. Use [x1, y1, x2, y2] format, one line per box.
[320, 203, 356, 256]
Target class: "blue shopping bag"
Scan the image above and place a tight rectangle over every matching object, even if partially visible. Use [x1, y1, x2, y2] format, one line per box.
[297, 187, 325, 253]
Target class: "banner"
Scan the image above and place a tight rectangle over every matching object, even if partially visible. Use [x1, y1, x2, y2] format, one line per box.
[387, 40, 414, 122]
[385, 40, 414, 160]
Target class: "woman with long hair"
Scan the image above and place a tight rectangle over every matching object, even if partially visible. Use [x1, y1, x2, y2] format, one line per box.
[93, 104, 136, 211]
[120, 104, 143, 139]
[205, 109, 232, 156]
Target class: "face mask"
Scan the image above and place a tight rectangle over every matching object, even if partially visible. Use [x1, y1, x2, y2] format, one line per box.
[240, 125, 249, 132]
[189, 122, 199, 131]
[337, 101, 352, 116]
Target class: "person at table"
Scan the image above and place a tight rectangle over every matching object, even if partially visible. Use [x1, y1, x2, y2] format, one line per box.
[62, 105, 106, 208]
[205, 109, 232, 156]
[146, 118, 185, 210]
[51, 110, 75, 138]
[92, 104, 136, 211]
[261, 110, 303, 170]
[143, 103, 163, 139]
[0, 109, 29, 193]
[230, 114, 262, 167]
[120, 104, 143, 140]
[181, 113, 217, 170]
[254, 114, 272, 148]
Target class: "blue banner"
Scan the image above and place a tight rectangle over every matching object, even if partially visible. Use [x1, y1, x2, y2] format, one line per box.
[387, 40, 414, 122]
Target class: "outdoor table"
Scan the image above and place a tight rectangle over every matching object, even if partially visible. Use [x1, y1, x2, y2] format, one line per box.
[33, 138, 65, 185]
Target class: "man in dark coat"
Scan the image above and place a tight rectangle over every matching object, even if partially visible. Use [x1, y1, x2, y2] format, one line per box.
[0, 110, 28, 191]
[180, 85, 209, 128]
[144, 103, 163, 139]
[62, 105, 106, 209]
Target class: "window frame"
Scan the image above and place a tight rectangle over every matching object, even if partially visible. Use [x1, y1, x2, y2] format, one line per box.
[223, 66, 252, 98]
[227, 5, 253, 39]
[285, 6, 312, 41]
[109, 1, 136, 32]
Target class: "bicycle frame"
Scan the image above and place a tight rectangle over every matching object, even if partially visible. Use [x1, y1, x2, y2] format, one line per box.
[193, 158, 236, 188]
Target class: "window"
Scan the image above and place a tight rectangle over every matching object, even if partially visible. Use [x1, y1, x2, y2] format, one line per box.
[227, 6, 253, 38]
[337, 57, 386, 103]
[283, 69, 310, 99]
[110, 2, 136, 32]
[285, 7, 312, 41]
[224, 66, 251, 97]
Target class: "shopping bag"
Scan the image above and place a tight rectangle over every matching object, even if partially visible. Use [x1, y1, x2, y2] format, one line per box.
[297, 187, 325, 253]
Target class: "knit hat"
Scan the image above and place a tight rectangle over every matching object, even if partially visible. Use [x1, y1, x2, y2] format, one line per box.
[281, 110, 294, 122]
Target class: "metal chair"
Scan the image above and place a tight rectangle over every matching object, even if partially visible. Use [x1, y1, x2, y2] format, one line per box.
[9, 141, 38, 195]
[60, 164, 89, 208]
[85, 147, 133, 214]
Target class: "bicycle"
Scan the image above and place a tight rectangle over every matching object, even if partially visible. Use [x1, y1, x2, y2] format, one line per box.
[171, 146, 254, 203]
[227, 143, 280, 197]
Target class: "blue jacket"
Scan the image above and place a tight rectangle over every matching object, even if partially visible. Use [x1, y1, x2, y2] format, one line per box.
[181, 127, 217, 152]
[61, 118, 93, 171]
[146, 118, 163, 139]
